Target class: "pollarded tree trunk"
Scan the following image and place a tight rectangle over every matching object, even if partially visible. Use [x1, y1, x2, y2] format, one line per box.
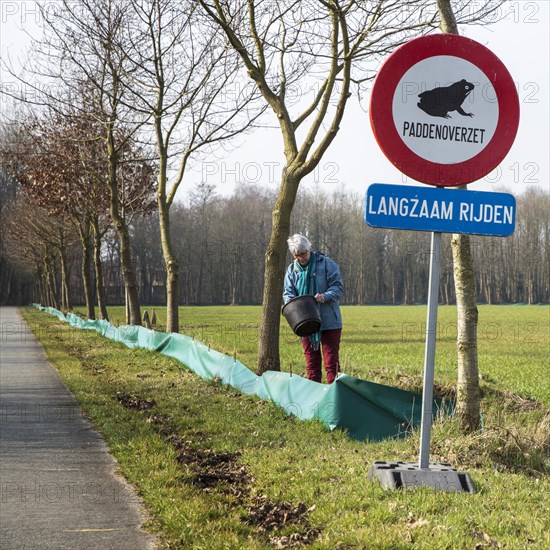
[36, 266, 44, 304]
[106, 129, 141, 326]
[451, 233, 480, 431]
[59, 250, 71, 311]
[438, 0, 481, 432]
[159, 200, 180, 333]
[44, 257, 58, 309]
[82, 242, 95, 319]
[91, 216, 109, 321]
[76, 222, 95, 320]
[115, 214, 141, 326]
[153, 100, 181, 334]
[257, 172, 300, 373]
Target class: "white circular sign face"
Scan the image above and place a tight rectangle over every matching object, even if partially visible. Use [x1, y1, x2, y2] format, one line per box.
[392, 56, 499, 164]
[370, 34, 520, 186]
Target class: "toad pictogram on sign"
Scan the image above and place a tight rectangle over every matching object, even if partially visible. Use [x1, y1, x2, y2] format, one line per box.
[417, 79, 475, 119]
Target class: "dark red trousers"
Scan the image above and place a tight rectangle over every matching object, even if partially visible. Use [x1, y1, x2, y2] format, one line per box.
[301, 328, 342, 384]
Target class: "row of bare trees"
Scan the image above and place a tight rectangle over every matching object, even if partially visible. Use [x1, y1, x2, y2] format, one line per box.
[3, 181, 548, 309]
[131, 184, 550, 307]
[2, 0, 264, 328]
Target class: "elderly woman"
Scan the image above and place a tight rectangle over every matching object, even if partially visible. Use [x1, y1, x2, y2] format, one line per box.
[283, 234, 344, 384]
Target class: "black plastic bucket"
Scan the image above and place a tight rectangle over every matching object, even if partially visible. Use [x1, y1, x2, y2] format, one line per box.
[282, 295, 321, 337]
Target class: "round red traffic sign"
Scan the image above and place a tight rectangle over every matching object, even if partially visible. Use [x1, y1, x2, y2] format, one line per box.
[370, 34, 520, 186]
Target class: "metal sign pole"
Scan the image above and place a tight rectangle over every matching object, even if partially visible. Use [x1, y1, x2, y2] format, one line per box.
[419, 231, 442, 469]
[366, 221, 477, 492]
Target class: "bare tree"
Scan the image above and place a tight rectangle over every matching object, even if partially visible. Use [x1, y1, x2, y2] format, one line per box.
[117, 0, 263, 332]
[437, 0, 515, 432]
[8, 115, 109, 317]
[437, 0, 479, 432]
[2, 0, 157, 324]
[199, 0, 442, 372]
[3, 198, 78, 309]
[0, 127, 28, 305]
[514, 188, 550, 305]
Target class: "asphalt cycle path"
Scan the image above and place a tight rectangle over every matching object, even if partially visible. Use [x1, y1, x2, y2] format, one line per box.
[0, 307, 156, 549]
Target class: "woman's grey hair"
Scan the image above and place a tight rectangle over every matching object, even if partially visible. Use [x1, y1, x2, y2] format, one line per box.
[287, 234, 312, 255]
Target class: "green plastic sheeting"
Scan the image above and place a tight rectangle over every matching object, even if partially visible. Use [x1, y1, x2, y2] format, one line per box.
[32, 305, 452, 441]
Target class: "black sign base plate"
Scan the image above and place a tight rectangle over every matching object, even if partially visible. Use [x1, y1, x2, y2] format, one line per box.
[368, 461, 476, 493]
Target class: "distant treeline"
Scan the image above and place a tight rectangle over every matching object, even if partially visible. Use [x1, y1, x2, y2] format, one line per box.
[1, 181, 548, 307]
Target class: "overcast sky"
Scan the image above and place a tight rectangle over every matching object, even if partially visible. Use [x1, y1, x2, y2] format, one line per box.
[1, 1, 548, 200]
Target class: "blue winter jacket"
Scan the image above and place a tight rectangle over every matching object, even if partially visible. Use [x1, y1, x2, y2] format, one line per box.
[283, 252, 344, 330]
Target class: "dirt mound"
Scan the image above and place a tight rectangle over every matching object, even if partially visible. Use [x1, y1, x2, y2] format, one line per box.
[244, 494, 311, 532]
[115, 393, 322, 545]
[116, 392, 157, 411]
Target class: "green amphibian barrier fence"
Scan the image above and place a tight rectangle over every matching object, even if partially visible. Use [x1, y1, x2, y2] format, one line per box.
[32, 305, 452, 441]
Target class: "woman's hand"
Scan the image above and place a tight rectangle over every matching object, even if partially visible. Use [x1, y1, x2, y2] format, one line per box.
[314, 293, 325, 303]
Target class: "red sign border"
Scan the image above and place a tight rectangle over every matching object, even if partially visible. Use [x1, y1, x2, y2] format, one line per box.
[370, 34, 520, 187]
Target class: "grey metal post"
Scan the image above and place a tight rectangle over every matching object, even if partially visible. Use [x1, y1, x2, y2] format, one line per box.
[419, 231, 442, 469]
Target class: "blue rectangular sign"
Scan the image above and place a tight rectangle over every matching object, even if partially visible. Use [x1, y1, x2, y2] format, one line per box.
[365, 184, 516, 236]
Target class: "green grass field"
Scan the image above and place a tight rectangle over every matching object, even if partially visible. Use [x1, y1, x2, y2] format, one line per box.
[102, 304, 549, 402]
[22, 305, 549, 549]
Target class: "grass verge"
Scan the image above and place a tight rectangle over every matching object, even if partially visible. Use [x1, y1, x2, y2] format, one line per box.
[21, 306, 549, 549]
